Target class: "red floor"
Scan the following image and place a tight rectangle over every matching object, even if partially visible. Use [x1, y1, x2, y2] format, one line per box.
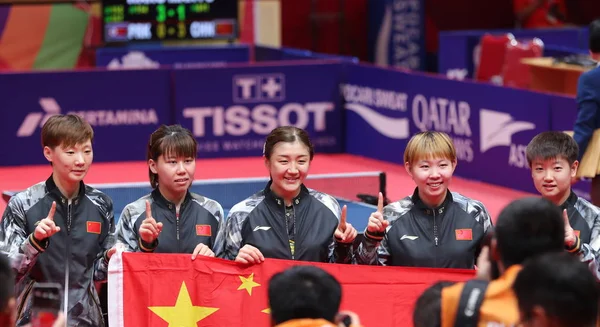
[0, 154, 534, 222]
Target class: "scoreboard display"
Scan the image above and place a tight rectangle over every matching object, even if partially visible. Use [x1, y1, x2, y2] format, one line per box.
[102, 0, 238, 43]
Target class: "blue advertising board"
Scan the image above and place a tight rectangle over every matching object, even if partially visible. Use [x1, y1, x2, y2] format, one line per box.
[254, 45, 285, 62]
[550, 94, 577, 132]
[96, 45, 250, 69]
[0, 69, 171, 166]
[0, 57, 586, 202]
[172, 61, 345, 158]
[368, 0, 426, 71]
[343, 64, 551, 194]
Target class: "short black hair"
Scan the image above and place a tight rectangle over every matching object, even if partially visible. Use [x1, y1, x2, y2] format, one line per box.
[0, 254, 14, 311]
[268, 265, 342, 324]
[495, 197, 564, 268]
[526, 131, 579, 167]
[413, 281, 456, 327]
[589, 19, 600, 53]
[514, 252, 599, 327]
[264, 126, 314, 161]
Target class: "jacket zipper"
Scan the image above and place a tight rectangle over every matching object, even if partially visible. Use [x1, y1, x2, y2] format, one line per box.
[176, 202, 186, 241]
[174, 202, 183, 252]
[176, 212, 180, 241]
[433, 209, 439, 247]
[176, 207, 181, 253]
[433, 209, 439, 268]
[67, 202, 72, 234]
[64, 202, 72, 319]
[280, 200, 295, 260]
[291, 204, 297, 260]
[287, 202, 294, 260]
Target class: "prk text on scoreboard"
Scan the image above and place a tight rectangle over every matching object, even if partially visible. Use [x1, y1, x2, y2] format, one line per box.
[102, 0, 238, 43]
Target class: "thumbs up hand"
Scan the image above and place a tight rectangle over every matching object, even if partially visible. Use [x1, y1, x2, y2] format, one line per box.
[34, 201, 61, 241]
[139, 200, 163, 244]
[562, 209, 578, 250]
[334, 205, 357, 244]
[366, 192, 389, 234]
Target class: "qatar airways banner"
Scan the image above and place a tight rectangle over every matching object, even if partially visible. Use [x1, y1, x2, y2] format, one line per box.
[343, 64, 550, 194]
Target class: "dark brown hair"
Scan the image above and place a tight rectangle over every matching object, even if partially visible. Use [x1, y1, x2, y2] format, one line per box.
[41, 114, 94, 149]
[263, 126, 314, 160]
[526, 131, 579, 167]
[147, 125, 197, 188]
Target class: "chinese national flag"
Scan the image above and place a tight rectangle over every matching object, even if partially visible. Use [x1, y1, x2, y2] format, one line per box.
[108, 252, 473, 327]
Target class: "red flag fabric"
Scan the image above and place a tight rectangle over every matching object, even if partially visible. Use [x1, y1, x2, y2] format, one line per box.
[195, 225, 211, 237]
[108, 252, 474, 327]
[239, 0, 254, 45]
[455, 229, 473, 241]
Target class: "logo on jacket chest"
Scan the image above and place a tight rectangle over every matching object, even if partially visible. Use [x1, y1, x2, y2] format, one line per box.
[196, 225, 211, 236]
[455, 229, 473, 241]
[253, 226, 272, 232]
[87, 221, 102, 234]
[400, 235, 419, 241]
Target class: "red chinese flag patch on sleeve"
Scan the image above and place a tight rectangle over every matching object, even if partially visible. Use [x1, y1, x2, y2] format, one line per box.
[574, 230, 581, 237]
[87, 221, 101, 234]
[455, 229, 473, 241]
[196, 225, 211, 236]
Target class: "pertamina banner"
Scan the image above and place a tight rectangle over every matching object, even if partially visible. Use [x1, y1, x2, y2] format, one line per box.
[0, 70, 171, 166]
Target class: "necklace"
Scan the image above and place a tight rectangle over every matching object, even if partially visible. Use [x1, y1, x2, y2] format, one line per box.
[284, 204, 296, 259]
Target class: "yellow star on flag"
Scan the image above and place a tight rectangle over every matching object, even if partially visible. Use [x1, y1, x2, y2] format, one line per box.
[237, 273, 261, 295]
[148, 281, 219, 327]
[261, 308, 271, 314]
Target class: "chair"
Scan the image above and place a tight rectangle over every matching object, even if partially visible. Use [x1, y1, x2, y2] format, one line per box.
[474, 33, 515, 85]
[502, 38, 544, 89]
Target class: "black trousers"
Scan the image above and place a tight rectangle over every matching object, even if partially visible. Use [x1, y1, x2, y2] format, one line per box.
[100, 283, 108, 327]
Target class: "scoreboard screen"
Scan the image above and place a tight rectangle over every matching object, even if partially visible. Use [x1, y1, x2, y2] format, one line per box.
[102, 0, 238, 43]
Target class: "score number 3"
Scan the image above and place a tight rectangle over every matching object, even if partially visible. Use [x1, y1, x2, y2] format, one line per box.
[156, 22, 186, 39]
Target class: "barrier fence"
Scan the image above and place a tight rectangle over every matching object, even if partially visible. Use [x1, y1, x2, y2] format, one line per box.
[0, 58, 586, 197]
